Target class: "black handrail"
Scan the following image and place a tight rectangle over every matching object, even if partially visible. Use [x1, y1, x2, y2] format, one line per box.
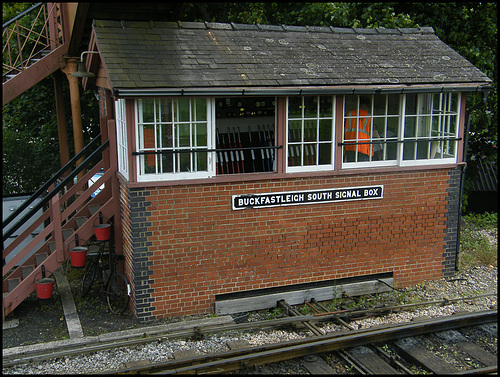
[132, 145, 282, 155]
[2, 2, 44, 29]
[2, 139, 109, 243]
[3, 135, 102, 230]
[337, 136, 462, 146]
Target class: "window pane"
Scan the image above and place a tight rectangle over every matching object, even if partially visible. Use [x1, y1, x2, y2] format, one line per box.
[403, 142, 415, 160]
[194, 123, 207, 147]
[304, 96, 318, 118]
[161, 124, 173, 148]
[404, 117, 416, 138]
[196, 151, 207, 171]
[304, 144, 316, 165]
[288, 120, 302, 142]
[288, 97, 302, 118]
[318, 143, 331, 165]
[176, 99, 190, 122]
[405, 94, 417, 115]
[319, 119, 332, 141]
[387, 117, 399, 138]
[344, 95, 358, 116]
[319, 96, 333, 117]
[386, 141, 398, 160]
[288, 144, 301, 166]
[194, 98, 207, 121]
[178, 153, 190, 172]
[142, 155, 155, 174]
[417, 140, 430, 159]
[141, 99, 154, 123]
[387, 94, 400, 115]
[373, 117, 385, 137]
[449, 93, 459, 112]
[159, 99, 172, 122]
[142, 124, 155, 149]
[176, 123, 190, 147]
[161, 152, 173, 173]
[304, 119, 316, 141]
[373, 95, 386, 116]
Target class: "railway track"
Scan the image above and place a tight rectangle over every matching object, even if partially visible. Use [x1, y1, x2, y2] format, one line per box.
[99, 309, 496, 374]
[3, 294, 496, 374]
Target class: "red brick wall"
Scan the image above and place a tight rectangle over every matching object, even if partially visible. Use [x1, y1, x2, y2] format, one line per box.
[121, 168, 456, 320]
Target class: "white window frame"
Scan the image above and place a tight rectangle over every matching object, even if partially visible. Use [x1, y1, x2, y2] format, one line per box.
[342, 93, 461, 169]
[400, 92, 461, 167]
[115, 99, 129, 180]
[135, 98, 215, 182]
[286, 96, 336, 173]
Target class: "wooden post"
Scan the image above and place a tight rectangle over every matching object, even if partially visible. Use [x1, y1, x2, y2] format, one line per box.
[53, 70, 70, 168]
[62, 58, 85, 182]
[49, 183, 64, 263]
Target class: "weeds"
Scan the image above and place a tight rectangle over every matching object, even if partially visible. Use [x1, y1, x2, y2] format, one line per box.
[460, 212, 497, 270]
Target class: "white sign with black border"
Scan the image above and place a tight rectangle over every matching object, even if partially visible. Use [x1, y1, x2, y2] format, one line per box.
[232, 185, 383, 210]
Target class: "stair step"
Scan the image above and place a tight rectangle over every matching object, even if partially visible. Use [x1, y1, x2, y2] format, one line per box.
[88, 205, 101, 215]
[62, 229, 74, 240]
[75, 216, 87, 228]
[22, 265, 34, 279]
[35, 253, 48, 266]
[7, 278, 21, 292]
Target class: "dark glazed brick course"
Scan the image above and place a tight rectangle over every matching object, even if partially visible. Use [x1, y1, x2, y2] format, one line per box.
[443, 167, 462, 277]
[127, 188, 155, 322]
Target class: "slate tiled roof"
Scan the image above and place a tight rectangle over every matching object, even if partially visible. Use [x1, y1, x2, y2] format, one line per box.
[92, 20, 492, 91]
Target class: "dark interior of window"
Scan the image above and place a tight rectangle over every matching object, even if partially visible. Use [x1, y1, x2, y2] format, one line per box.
[215, 97, 276, 174]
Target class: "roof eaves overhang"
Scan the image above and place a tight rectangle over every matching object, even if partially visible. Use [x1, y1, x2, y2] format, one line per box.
[112, 84, 494, 98]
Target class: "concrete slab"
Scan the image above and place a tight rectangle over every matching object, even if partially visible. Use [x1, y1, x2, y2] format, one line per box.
[215, 278, 394, 315]
[3, 319, 19, 330]
[53, 267, 84, 338]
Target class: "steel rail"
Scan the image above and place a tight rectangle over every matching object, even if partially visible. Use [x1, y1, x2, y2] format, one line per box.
[103, 310, 496, 374]
[3, 293, 496, 366]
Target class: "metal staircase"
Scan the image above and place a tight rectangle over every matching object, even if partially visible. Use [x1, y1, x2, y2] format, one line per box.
[3, 2, 69, 105]
[2, 136, 116, 320]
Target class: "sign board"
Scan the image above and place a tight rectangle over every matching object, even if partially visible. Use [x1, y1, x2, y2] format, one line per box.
[232, 185, 383, 210]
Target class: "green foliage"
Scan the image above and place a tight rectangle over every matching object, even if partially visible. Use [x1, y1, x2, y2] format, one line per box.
[462, 212, 497, 230]
[460, 212, 497, 269]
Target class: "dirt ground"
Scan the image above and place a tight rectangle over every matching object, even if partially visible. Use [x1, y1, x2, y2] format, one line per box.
[3, 264, 141, 349]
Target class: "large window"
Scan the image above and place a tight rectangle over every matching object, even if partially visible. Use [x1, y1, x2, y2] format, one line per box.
[135, 98, 213, 181]
[342, 93, 460, 168]
[286, 96, 335, 172]
[130, 92, 461, 182]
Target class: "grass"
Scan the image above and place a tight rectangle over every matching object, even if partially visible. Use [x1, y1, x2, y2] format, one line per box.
[459, 212, 497, 270]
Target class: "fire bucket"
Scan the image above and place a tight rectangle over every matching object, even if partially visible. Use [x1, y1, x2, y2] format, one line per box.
[94, 224, 111, 241]
[36, 278, 54, 299]
[35, 267, 54, 299]
[93, 216, 111, 241]
[70, 246, 88, 267]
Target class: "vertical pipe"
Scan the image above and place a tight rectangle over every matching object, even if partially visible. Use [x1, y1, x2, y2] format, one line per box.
[63, 58, 85, 182]
[53, 70, 70, 168]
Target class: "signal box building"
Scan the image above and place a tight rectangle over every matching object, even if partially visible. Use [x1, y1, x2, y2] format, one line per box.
[85, 21, 491, 321]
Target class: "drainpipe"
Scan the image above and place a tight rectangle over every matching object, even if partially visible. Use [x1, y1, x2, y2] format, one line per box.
[455, 91, 489, 271]
[62, 58, 86, 182]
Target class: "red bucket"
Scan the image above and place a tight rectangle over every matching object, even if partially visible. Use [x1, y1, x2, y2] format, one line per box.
[36, 278, 54, 299]
[70, 246, 88, 267]
[94, 223, 111, 241]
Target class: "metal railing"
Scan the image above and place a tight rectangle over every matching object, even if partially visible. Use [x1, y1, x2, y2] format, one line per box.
[2, 135, 106, 244]
[2, 3, 63, 77]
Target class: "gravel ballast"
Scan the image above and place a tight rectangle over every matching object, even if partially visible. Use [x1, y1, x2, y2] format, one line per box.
[3, 265, 496, 375]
